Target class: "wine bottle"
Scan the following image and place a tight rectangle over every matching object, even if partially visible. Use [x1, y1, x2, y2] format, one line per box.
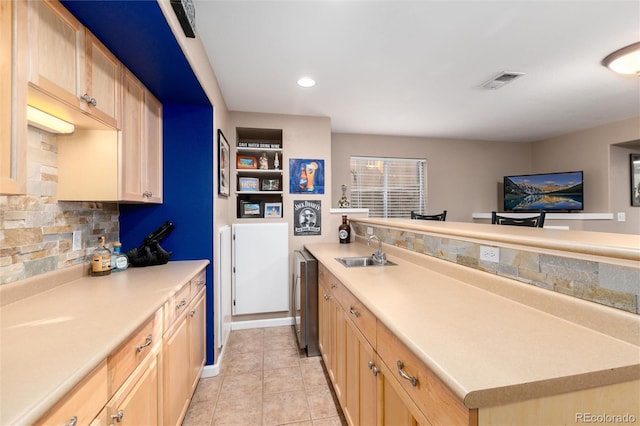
[339, 215, 351, 244]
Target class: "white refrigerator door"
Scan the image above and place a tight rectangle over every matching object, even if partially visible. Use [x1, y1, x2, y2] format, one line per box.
[232, 223, 289, 315]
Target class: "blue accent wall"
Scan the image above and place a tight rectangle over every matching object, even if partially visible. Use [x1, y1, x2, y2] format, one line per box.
[119, 105, 214, 364]
[61, 1, 217, 365]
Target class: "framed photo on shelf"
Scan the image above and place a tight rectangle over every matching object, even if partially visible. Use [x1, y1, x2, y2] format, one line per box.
[238, 177, 259, 192]
[264, 202, 282, 218]
[237, 155, 257, 169]
[217, 130, 230, 197]
[261, 178, 280, 191]
[239, 200, 263, 218]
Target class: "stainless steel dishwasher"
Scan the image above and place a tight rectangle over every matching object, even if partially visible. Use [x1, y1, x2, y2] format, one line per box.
[293, 249, 319, 356]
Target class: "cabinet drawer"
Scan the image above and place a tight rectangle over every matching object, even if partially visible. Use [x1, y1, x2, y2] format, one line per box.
[164, 283, 191, 331]
[36, 360, 108, 426]
[318, 263, 342, 298]
[377, 321, 474, 426]
[190, 269, 206, 299]
[341, 286, 376, 348]
[108, 309, 162, 395]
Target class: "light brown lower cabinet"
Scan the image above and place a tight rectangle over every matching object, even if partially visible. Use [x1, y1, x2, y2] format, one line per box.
[163, 281, 207, 426]
[318, 261, 640, 426]
[106, 345, 161, 426]
[34, 267, 208, 426]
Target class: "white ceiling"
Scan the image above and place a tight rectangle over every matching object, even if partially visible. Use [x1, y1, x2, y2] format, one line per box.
[194, 1, 640, 143]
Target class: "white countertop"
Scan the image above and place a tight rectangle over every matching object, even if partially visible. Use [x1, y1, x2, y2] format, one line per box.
[0, 260, 209, 426]
[304, 242, 640, 408]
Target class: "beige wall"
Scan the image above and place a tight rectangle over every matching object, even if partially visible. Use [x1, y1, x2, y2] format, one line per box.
[228, 112, 337, 250]
[532, 117, 640, 234]
[331, 133, 532, 222]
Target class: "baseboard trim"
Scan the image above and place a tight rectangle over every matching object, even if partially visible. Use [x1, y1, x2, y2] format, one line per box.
[230, 316, 295, 330]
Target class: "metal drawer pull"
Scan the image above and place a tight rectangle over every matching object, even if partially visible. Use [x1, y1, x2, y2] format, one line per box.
[349, 305, 361, 317]
[368, 360, 379, 376]
[143, 191, 153, 198]
[136, 334, 153, 353]
[197, 279, 205, 287]
[397, 360, 418, 387]
[65, 416, 78, 426]
[189, 309, 196, 317]
[323, 294, 330, 301]
[176, 299, 187, 310]
[330, 283, 337, 289]
[111, 410, 124, 422]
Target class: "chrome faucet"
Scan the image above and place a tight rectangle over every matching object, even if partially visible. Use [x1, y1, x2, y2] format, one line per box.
[368, 235, 387, 264]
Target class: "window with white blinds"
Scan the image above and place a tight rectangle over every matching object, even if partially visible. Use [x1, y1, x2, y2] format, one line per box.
[350, 156, 426, 218]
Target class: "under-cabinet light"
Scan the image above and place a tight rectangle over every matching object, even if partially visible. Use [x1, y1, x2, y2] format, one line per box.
[27, 106, 75, 134]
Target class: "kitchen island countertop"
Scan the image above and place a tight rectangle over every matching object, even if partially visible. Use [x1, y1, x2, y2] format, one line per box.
[304, 241, 639, 409]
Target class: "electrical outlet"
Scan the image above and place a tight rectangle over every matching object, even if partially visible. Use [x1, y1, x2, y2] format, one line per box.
[367, 227, 373, 235]
[617, 212, 626, 222]
[480, 245, 500, 263]
[72, 231, 82, 251]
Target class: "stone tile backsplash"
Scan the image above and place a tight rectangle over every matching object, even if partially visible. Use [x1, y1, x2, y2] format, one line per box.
[0, 128, 119, 285]
[353, 223, 639, 314]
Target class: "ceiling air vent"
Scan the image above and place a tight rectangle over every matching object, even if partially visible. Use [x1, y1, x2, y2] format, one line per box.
[481, 71, 525, 89]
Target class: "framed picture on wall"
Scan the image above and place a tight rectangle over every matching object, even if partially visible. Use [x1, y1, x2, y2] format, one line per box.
[218, 130, 230, 197]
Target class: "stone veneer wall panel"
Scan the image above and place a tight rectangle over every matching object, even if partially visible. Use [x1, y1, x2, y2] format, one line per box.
[0, 128, 119, 285]
[353, 223, 639, 314]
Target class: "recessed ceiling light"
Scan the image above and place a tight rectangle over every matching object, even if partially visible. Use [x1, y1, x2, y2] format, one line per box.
[297, 77, 316, 88]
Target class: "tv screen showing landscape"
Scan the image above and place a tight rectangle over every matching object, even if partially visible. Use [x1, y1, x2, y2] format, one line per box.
[504, 171, 583, 211]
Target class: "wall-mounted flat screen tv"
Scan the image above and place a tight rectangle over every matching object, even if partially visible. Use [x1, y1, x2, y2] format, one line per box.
[503, 171, 584, 211]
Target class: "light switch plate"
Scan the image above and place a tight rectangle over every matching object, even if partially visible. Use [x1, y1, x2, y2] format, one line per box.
[617, 212, 626, 222]
[367, 227, 373, 235]
[480, 245, 500, 263]
[72, 231, 82, 251]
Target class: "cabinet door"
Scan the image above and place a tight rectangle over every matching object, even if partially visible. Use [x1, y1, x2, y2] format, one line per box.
[331, 296, 346, 405]
[27, 0, 82, 107]
[163, 316, 190, 426]
[83, 31, 120, 127]
[120, 69, 145, 201]
[318, 280, 331, 369]
[344, 316, 377, 426]
[377, 358, 432, 426]
[142, 89, 163, 203]
[108, 353, 160, 426]
[188, 291, 206, 393]
[0, 0, 26, 194]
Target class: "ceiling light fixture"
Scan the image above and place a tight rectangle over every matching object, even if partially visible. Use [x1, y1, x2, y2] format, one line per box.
[27, 105, 75, 134]
[297, 77, 316, 88]
[602, 42, 640, 76]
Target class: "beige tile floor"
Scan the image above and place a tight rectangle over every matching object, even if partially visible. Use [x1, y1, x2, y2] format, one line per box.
[183, 326, 347, 426]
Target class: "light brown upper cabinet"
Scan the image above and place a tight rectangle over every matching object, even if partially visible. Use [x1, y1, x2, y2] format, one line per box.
[120, 69, 163, 203]
[57, 71, 162, 203]
[27, 0, 120, 129]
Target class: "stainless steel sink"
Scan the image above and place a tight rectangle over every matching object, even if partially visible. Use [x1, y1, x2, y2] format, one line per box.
[335, 256, 396, 267]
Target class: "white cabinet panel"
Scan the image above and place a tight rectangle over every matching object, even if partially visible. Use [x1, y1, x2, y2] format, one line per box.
[232, 223, 289, 315]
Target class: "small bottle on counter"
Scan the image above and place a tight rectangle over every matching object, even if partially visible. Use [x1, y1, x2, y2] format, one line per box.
[339, 215, 351, 244]
[111, 242, 128, 272]
[91, 236, 111, 276]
